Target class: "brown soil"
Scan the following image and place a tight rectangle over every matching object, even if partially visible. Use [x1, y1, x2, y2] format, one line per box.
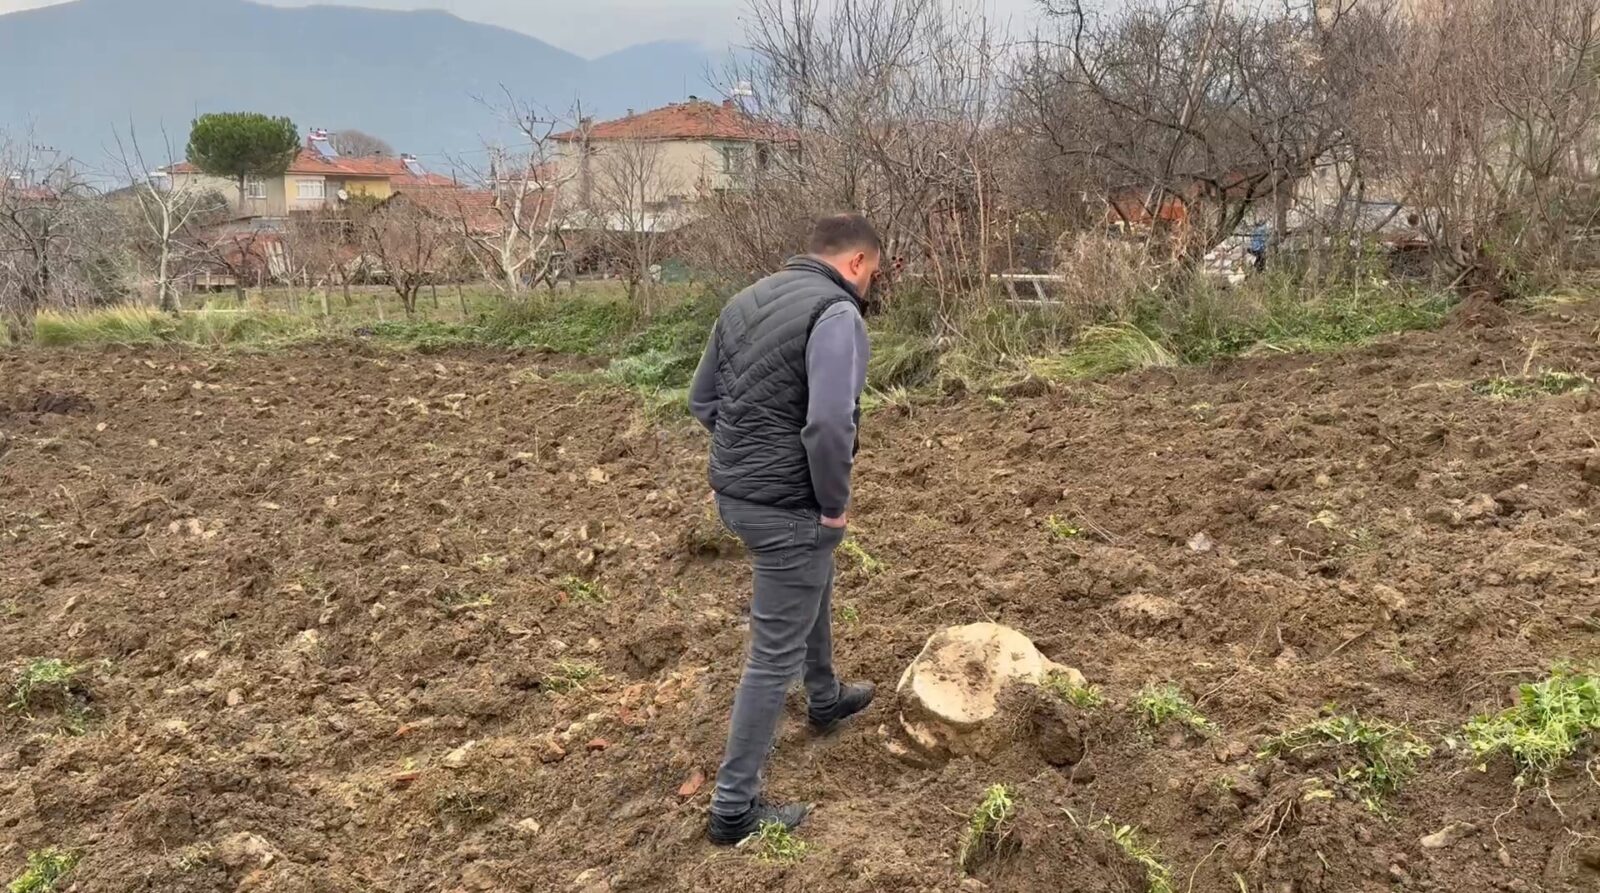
[3, 300, 1600, 893]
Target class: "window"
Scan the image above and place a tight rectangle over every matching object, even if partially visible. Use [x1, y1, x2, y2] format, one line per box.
[296, 179, 326, 201]
[720, 145, 749, 175]
[244, 176, 267, 200]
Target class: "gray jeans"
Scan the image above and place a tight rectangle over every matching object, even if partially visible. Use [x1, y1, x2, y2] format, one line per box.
[710, 494, 846, 817]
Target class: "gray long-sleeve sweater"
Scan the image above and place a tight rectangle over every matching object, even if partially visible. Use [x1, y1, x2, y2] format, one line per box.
[689, 301, 870, 518]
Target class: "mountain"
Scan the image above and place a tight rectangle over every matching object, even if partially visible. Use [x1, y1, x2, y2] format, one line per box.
[0, 0, 721, 175]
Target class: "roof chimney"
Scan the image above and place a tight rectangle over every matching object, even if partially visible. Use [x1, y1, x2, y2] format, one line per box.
[626, 108, 634, 117]
[723, 99, 734, 109]
[688, 94, 698, 102]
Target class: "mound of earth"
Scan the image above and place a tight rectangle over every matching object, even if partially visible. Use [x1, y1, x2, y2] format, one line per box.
[2, 298, 1599, 892]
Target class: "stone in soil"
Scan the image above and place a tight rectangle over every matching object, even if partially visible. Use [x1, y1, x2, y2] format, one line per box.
[894, 622, 1085, 760]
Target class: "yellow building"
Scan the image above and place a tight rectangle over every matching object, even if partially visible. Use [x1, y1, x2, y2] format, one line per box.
[166, 129, 456, 218]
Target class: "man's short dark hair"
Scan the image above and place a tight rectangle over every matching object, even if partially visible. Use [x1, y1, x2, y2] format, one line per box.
[808, 213, 882, 257]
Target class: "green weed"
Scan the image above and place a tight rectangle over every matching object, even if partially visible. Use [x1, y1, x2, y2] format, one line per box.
[1134, 683, 1214, 736]
[1031, 323, 1176, 381]
[958, 784, 1018, 873]
[1044, 515, 1082, 540]
[7, 848, 78, 893]
[1464, 667, 1600, 785]
[838, 603, 861, 624]
[557, 576, 609, 605]
[744, 819, 809, 863]
[840, 539, 885, 575]
[1471, 370, 1593, 399]
[541, 660, 601, 694]
[1263, 713, 1432, 809]
[8, 659, 81, 713]
[1043, 671, 1103, 709]
[1100, 820, 1174, 893]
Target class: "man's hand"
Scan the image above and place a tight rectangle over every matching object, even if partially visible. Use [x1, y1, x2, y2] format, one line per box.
[821, 513, 848, 530]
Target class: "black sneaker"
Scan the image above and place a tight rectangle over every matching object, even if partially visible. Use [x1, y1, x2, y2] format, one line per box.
[707, 799, 811, 845]
[808, 681, 877, 732]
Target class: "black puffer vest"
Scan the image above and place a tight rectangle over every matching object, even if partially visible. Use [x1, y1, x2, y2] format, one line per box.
[709, 256, 862, 509]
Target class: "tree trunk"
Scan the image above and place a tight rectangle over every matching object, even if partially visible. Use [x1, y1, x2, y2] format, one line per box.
[342, 279, 352, 306]
[157, 244, 175, 314]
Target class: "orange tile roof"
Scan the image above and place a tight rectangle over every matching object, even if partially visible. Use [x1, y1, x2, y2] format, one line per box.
[553, 99, 797, 143]
[168, 148, 457, 187]
[393, 185, 556, 237]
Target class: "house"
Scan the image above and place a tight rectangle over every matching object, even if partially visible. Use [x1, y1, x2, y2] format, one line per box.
[552, 97, 797, 220]
[165, 129, 457, 219]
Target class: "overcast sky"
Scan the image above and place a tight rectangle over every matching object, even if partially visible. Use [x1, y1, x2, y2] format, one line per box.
[0, 0, 1047, 56]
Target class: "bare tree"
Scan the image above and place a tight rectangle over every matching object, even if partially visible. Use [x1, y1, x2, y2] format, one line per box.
[580, 136, 684, 310]
[710, 0, 1004, 320]
[0, 136, 114, 341]
[185, 224, 280, 305]
[113, 125, 224, 313]
[454, 95, 573, 297]
[362, 196, 453, 316]
[285, 209, 358, 310]
[329, 128, 394, 158]
[1023, 0, 1376, 263]
[1363, 0, 1600, 292]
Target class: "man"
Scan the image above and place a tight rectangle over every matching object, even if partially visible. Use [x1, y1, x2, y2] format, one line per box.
[1248, 222, 1269, 273]
[688, 213, 882, 844]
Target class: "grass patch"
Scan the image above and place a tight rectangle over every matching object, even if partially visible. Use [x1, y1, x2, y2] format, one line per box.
[7, 848, 79, 893]
[1043, 671, 1103, 709]
[1100, 820, 1174, 893]
[1464, 667, 1600, 785]
[7, 658, 81, 713]
[557, 576, 609, 606]
[958, 784, 1018, 873]
[541, 660, 601, 694]
[1262, 713, 1432, 809]
[476, 298, 637, 354]
[1158, 278, 1453, 362]
[1133, 683, 1214, 736]
[32, 307, 318, 348]
[1471, 369, 1594, 399]
[1044, 515, 1082, 540]
[840, 539, 885, 575]
[838, 603, 861, 624]
[744, 820, 809, 863]
[868, 330, 941, 390]
[1031, 323, 1176, 381]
